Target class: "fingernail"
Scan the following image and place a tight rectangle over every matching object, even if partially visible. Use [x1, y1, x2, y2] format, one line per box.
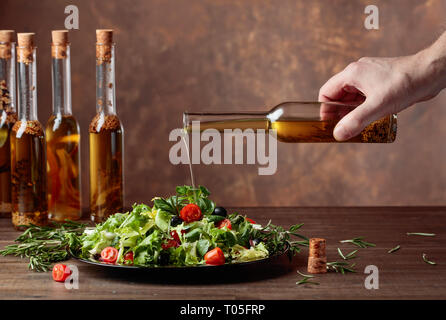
[333, 124, 350, 141]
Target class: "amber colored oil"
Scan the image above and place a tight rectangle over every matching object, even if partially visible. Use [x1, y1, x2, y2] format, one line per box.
[187, 116, 397, 143]
[46, 114, 81, 221]
[89, 114, 124, 223]
[10, 120, 48, 229]
[271, 116, 397, 143]
[0, 122, 14, 216]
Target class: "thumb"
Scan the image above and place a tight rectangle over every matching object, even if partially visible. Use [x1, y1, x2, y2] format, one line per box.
[333, 100, 378, 141]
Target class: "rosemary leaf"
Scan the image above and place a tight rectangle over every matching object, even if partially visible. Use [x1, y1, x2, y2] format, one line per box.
[422, 253, 436, 265]
[406, 232, 436, 237]
[340, 237, 375, 248]
[338, 248, 357, 260]
[296, 270, 319, 286]
[327, 261, 356, 273]
[388, 245, 400, 254]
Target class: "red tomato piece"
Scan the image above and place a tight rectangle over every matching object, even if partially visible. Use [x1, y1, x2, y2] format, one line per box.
[170, 230, 181, 243]
[180, 204, 202, 223]
[216, 218, 232, 230]
[204, 247, 225, 266]
[52, 264, 71, 282]
[246, 217, 256, 224]
[124, 252, 134, 265]
[162, 239, 179, 250]
[100, 247, 119, 264]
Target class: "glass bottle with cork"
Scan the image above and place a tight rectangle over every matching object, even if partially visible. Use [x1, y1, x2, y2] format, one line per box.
[184, 101, 397, 143]
[89, 29, 124, 223]
[45, 30, 82, 221]
[10, 33, 47, 229]
[0, 30, 18, 217]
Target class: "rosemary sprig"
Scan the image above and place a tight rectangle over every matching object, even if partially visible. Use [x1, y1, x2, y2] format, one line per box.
[0, 221, 86, 272]
[257, 221, 309, 259]
[340, 237, 375, 248]
[406, 232, 436, 237]
[337, 248, 358, 260]
[296, 270, 319, 286]
[327, 261, 356, 274]
[388, 245, 400, 254]
[422, 253, 436, 265]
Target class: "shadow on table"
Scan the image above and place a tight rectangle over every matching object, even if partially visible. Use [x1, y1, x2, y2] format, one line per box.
[83, 253, 304, 285]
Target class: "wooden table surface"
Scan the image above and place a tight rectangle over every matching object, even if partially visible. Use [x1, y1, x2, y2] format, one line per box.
[1, 207, 445, 300]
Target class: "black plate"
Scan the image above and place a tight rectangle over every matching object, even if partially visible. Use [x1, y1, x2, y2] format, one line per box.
[72, 247, 294, 283]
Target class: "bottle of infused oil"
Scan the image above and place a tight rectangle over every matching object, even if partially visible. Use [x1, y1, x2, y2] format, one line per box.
[45, 30, 81, 221]
[184, 101, 397, 143]
[11, 33, 47, 229]
[0, 30, 18, 217]
[89, 29, 124, 223]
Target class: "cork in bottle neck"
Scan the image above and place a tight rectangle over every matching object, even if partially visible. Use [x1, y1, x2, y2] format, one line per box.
[0, 30, 15, 59]
[51, 30, 69, 59]
[17, 33, 35, 64]
[96, 29, 113, 64]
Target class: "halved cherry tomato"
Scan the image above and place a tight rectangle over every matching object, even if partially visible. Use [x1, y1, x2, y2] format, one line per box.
[204, 247, 225, 266]
[100, 247, 119, 263]
[52, 264, 71, 282]
[124, 252, 134, 265]
[170, 230, 181, 243]
[216, 218, 232, 230]
[180, 204, 202, 223]
[162, 239, 179, 250]
[246, 217, 256, 224]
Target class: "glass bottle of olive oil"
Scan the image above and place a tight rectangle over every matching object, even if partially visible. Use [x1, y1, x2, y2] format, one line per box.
[89, 29, 124, 223]
[11, 33, 47, 229]
[0, 30, 17, 217]
[184, 101, 397, 143]
[45, 30, 81, 221]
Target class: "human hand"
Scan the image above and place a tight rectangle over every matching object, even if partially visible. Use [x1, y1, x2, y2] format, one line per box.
[318, 48, 446, 141]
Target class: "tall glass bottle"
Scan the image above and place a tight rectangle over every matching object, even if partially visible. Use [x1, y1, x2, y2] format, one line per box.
[11, 33, 47, 229]
[184, 101, 397, 143]
[45, 30, 81, 221]
[89, 29, 124, 223]
[0, 30, 17, 217]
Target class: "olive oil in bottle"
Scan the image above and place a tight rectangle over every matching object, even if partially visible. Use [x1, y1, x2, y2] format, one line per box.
[184, 101, 397, 143]
[89, 29, 124, 223]
[0, 30, 18, 217]
[45, 30, 81, 221]
[11, 33, 47, 229]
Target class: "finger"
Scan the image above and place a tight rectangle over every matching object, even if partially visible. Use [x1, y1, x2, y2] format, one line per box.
[318, 71, 350, 102]
[333, 99, 382, 141]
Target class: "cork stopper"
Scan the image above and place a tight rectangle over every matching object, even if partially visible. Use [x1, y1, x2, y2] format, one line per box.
[96, 29, 113, 44]
[52, 30, 69, 45]
[307, 238, 327, 274]
[0, 30, 15, 59]
[17, 33, 35, 47]
[51, 30, 69, 59]
[0, 30, 14, 43]
[17, 33, 35, 64]
[96, 29, 113, 64]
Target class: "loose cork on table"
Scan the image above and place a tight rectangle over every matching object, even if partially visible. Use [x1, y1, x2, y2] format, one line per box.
[307, 237, 327, 274]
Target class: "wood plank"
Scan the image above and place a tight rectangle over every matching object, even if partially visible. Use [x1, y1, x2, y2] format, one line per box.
[0, 207, 445, 300]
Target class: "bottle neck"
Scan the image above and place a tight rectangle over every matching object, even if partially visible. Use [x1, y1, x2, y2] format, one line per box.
[51, 44, 71, 116]
[96, 43, 116, 115]
[17, 46, 37, 121]
[0, 41, 16, 112]
[183, 111, 269, 132]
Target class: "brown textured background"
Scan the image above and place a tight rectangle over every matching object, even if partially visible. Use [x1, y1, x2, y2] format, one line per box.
[1, 0, 445, 208]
